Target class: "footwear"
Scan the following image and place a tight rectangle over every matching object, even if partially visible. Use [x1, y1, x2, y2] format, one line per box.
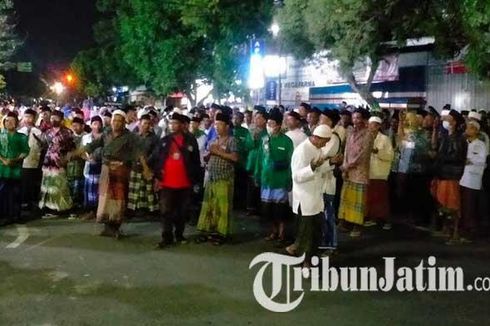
[42, 213, 58, 219]
[363, 221, 377, 227]
[156, 241, 173, 249]
[285, 245, 296, 256]
[80, 212, 95, 221]
[264, 233, 277, 241]
[68, 214, 77, 220]
[176, 237, 188, 245]
[349, 230, 361, 238]
[383, 223, 392, 230]
[194, 235, 208, 244]
[338, 225, 350, 233]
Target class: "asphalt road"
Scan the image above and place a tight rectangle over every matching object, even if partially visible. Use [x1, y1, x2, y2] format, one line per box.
[0, 214, 489, 325]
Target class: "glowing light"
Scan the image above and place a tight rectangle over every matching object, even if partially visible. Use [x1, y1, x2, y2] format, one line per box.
[263, 55, 287, 77]
[248, 53, 265, 89]
[270, 23, 280, 37]
[50, 82, 65, 95]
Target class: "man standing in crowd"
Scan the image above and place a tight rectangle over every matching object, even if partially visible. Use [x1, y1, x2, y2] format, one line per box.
[127, 114, 159, 217]
[39, 110, 76, 218]
[80, 116, 104, 220]
[0, 112, 30, 225]
[285, 110, 308, 149]
[365, 116, 394, 229]
[287, 125, 332, 264]
[18, 108, 44, 213]
[254, 109, 294, 243]
[246, 108, 268, 216]
[83, 110, 153, 239]
[67, 117, 87, 217]
[338, 109, 373, 237]
[433, 110, 467, 242]
[232, 111, 250, 210]
[153, 113, 201, 248]
[459, 120, 487, 242]
[197, 113, 238, 246]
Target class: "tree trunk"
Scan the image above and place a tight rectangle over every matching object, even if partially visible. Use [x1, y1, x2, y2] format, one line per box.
[346, 58, 381, 112]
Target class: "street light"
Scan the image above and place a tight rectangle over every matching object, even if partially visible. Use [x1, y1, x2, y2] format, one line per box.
[270, 23, 283, 105]
[51, 82, 65, 96]
[270, 23, 280, 38]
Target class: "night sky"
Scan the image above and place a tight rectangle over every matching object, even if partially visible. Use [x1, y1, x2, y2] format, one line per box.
[6, 0, 97, 95]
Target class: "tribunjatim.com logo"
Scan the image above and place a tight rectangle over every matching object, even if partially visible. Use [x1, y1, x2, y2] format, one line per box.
[249, 253, 490, 312]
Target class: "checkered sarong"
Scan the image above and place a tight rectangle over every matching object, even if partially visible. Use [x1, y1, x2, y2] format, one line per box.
[127, 170, 158, 212]
[69, 178, 85, 208]
[338, 180, 367, 225]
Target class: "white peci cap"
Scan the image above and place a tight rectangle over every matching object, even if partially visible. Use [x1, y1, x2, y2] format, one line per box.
[313, 124, 332, 139]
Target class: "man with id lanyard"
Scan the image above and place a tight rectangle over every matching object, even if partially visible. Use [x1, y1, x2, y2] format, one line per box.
[153, 113, 202, 248]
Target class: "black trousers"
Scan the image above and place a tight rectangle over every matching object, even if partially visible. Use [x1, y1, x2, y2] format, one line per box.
[234, 166, 248, 210]
[0, 178, 22, 221]
[21, 168, 41, 206]
[159, 188, 191, 243]
[246, 176, 260, 212]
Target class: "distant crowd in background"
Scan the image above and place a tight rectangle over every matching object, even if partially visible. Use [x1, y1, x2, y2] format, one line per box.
[0, 99, 489, 264]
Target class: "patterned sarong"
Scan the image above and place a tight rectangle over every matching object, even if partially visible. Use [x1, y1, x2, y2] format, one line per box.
[84, 162, 101, 209]
[338, 180, 367, 225]
[96, 164, 130, 223]
[127, 170, 158, 212]
[39, 167, 73, 212]
[197, 179, 234, 237]
[431, 179, 461, 211]
[366, 179, 390, 221]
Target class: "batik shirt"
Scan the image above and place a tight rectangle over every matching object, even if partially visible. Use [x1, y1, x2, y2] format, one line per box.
[43, 127, 75, 170]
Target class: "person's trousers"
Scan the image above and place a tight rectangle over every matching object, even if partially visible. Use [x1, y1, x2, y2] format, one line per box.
[159, 187, 191, 243]
[0, 178, 22, 221]
[234, 166, 248, 210]
[246, 176, 260, 212]
[21, 168, 41, 206]
[321, 194, 337, 249]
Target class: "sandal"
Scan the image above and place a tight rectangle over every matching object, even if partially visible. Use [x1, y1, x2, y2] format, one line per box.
[264, 233, 277, 241]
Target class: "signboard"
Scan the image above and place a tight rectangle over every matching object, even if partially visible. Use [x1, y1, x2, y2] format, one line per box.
[265, 81, 277, 101]
[17, 62, 32, 73]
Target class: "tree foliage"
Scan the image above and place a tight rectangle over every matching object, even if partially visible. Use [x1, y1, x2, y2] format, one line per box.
[73, 0, 273, 104]
[277, 0, 475, 108]
[0, 0, 21, 74]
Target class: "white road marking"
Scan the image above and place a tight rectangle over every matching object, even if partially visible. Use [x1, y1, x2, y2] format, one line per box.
[6, 225, 30, 249]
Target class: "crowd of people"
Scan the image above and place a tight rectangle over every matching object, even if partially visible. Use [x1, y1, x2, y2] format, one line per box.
[0, 100, 488, 261]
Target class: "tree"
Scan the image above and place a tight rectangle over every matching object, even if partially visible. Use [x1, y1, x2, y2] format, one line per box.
[277, 0, 458, 110]
[0, 0, 21, 88]
[73, 0, 273, 105]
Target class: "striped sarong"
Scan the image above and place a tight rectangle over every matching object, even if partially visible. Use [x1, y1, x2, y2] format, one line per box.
[127, 170, 158, 212]
[338, 180, 367, 225]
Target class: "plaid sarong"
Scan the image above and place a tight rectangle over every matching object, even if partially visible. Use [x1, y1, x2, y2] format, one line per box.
[84, 162, 101, 209]
[338, 180, 367, 225]
[127, 170, 158, 212]
[69, 177, 85, 208]
[197, 179, 234, 237]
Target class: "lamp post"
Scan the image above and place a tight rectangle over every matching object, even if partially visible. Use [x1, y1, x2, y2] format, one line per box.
[270, 23, 282, 106]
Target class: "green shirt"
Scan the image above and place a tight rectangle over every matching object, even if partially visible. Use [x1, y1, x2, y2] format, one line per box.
[254, 132, 294, 190]
[233, 126, 249, 168]
[0, 131, 30, 179]
[245, 127, 267, 173]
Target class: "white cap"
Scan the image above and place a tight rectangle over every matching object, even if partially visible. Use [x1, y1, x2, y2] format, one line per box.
[112, 109, 127, 122]
[468, 120, 481, 130]
[312, 124, 332, 138]
[368, 116, 383, 124]
[469, 111, 481, 121]
[441, 109, 450, 117]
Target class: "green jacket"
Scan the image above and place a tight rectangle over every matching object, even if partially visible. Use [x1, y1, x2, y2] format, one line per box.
[245, 128, 267, 173]
[0, 131, 30, 179]
[233, 126, 249, 168]
[254, 132, 294, 190]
